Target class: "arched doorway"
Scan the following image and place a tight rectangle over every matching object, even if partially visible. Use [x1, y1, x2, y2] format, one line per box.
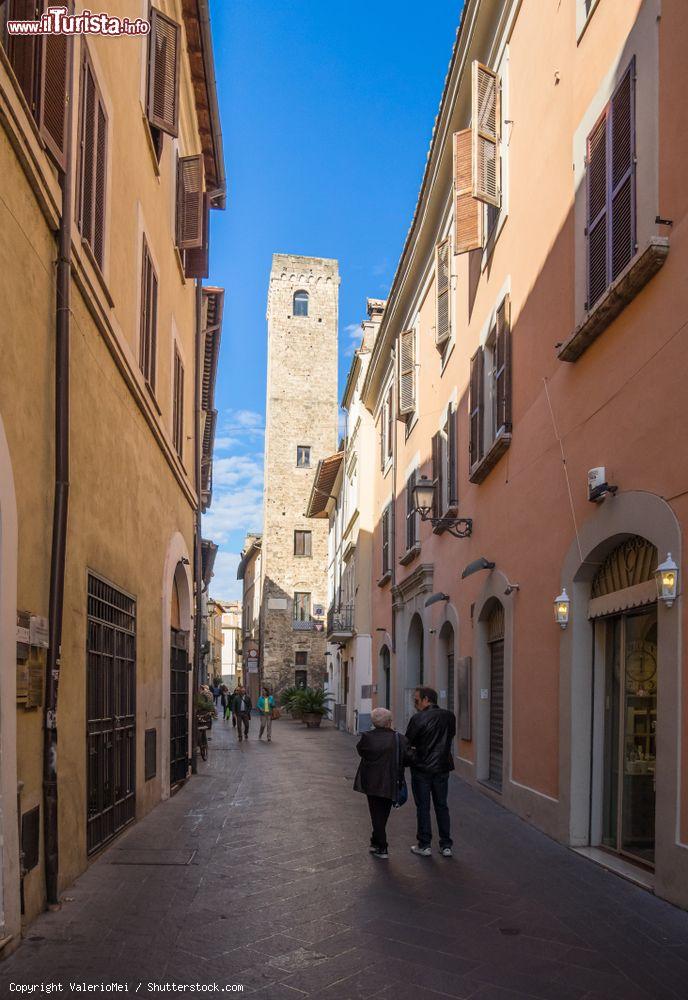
[486, 600, 505, 791]
[590, 536, 658, 867]
[438, 622, 455, 713]
[170, 561, 191, 788]
[406, 614, 424, 721]
[379, 645, 391, 709]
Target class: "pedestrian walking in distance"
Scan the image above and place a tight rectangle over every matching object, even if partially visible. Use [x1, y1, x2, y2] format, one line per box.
[405, 686, 456, 857]
[354, 707, 409, 859]
[231, 685, 252, 742]
[258, 687, 275, 741]
[228, 686, 239, 725]
[220, 684, 228, 719]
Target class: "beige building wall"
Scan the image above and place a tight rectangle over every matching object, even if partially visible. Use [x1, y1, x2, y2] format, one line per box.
[0, 0, 223, 931]
[259, 255, 339, 693]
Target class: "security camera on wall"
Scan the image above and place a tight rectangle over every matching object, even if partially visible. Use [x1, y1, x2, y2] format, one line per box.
[588, 467, 618, 504]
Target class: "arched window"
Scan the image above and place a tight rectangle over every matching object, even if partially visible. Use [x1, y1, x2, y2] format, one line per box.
[293, 290, 309, 317]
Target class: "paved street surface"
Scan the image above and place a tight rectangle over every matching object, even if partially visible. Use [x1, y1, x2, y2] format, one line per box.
[2, 718, 688, 999]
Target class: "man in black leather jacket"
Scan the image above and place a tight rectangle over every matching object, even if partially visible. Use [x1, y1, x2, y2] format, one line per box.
[405, 686, 456, 857]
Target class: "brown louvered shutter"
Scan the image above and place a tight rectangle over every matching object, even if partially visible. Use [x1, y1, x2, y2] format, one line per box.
[176, 155, 205, 250]
[435, 238, 450, 345]
[381, 506, 390, 575]
[386, 384, 394, 457]
[472, 61, 500, 208]
[379, 412, 385, 471]
[173, 346, 184, 458]
[6, 0, 40, 111]
[610, 60, 635, 282]
[184, 194, 210, 279]
[77, 53, 107, 269]
[140, 239, 158, 391]
[469, 348, 484, 468]
[586, 110, 608, 308]
[147, 7, 180, 137]
[398, 329, 416, 417]
[494, 295, 512, 434]
[431, 432, 441, 521]
[448, 405, 458, 509]
[453, 129, 483, 254]
[38, 31, 68, 168]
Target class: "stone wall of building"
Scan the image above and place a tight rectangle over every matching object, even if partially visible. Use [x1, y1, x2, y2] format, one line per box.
[260, 254, 339, 692]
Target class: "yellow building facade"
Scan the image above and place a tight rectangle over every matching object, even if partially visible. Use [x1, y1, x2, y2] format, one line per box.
[0, 0, 224, 938]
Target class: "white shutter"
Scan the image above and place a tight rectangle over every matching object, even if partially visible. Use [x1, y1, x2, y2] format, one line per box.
[472, 61, 500, 207]
[397, 329, 416, 417]
[435, 238, 451, 345]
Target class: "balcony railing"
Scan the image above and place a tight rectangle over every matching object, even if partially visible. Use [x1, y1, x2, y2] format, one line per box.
[292, 618, 324, 632]
[327, 604, 355, 639]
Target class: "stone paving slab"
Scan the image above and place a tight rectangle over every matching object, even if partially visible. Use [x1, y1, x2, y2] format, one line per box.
[0, 718, 687, 999]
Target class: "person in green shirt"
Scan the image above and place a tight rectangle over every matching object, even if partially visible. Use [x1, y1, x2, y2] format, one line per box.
[258, 687, 275, 742]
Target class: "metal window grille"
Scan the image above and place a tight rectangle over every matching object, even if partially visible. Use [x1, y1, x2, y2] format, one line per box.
[87, 574, 136, 855]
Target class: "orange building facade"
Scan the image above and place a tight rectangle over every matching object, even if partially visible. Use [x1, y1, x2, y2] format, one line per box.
[363, 0, 688, 909]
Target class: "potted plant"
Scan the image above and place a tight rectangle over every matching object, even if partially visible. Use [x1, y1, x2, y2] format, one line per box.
[279, 686, 302, 720]
[293, 687, 334, 728]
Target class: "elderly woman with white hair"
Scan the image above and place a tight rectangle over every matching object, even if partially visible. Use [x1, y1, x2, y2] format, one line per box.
[353, 707, 410, 859]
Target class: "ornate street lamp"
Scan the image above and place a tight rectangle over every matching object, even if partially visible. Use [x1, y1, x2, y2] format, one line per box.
[655, 553, 679, 608]
[411, 475, 472, 539]
[554, 588, 570, 629]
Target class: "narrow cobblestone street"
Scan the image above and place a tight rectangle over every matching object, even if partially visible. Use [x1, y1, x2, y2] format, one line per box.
[2, 718, 688, 999]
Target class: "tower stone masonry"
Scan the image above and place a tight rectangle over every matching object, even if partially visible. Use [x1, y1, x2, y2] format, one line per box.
[259, 254, 339, 694]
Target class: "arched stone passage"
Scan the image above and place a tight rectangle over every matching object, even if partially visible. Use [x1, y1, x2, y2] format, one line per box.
[408, 614, 424, 688]
[379, 645, 391, 709]
[160, 534, 193, 799]
[437, 621, 455, 713]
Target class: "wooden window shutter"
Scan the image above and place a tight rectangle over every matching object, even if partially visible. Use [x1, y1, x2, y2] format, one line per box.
[610, 60, 635, 282]
[471, 61, 500, 208]
[176, 155, 205, 250]
[381, 506, 390, 575]
[406, 471, 417, 551]
[453, 129, 483, 254]
[397, 329, 416, 417]
[386, 385, 394, 456]
[77, 54, 107, 269]
[495, 295, 512, 434]
[173, 346, 184, 458]
[147, 7, 180, 137]
[448, 406, 458, 509]
[469, 348, 484, 468]
[586, 111, 608, 308]
[6, 0, 40, 111]
[379, 412, 385, 471]
[139, 238, 158, 391]
[184, 194, 210, 279]
[435, 237, 451, 346]
[431, 432, 441, 521]
[38, 31, 68, 169]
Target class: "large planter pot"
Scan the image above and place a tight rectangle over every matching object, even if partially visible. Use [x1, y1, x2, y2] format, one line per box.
[290, 709, 303, 721]
[303, 712, 324, 728]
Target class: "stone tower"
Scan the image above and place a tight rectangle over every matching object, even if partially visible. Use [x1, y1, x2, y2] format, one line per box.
[259, 254, 339, 695]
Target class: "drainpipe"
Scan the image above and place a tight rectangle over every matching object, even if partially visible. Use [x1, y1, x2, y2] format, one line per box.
[390, 346, 397, 654]
[43, 27, 76, 909]
[192, 280, 203, 773]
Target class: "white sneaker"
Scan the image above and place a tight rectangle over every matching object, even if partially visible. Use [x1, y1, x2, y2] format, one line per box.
[410, 845, 432, 857]
[441, 847, 453, 858]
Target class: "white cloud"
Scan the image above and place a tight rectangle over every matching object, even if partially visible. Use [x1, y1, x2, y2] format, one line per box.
[209, 550, 242, 601]
[213, 454, 264, 488]
[343, 321, 362, 358]
[204, 483, 264, 544]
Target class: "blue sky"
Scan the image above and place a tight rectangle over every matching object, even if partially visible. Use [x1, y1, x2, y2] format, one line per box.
[203, 1, 462, 599]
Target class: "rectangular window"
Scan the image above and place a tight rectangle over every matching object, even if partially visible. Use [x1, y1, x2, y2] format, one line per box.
[435, 238, 451, 348]
[397, 329, 416, 418]
[295, 651, 308, 666]
[469, 296, 512, 482]
[586, 59, 636, 310]
[472, 60, 501, 208]
[77, 51, 108, 270]
[432, 406, 459, 525]
[294, 530, 312, 557]
[379, 385, 394, 470]
[139, 237, 158, 392]
[296, 446, 311, 468]
[2, 1, 68, 168]
[406, 471, 418, 551]
[381, 504, 392, 576]
[293, 592, 311, 622]
[295, 669, 308, 689]
[172, 346, 184, 459]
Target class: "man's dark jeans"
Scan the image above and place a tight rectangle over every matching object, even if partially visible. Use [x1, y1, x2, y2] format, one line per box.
[411, 770, 452, 849]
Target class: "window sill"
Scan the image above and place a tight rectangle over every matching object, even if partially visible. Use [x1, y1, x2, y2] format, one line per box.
[558, 238, 669, 363]
[469, 430, 512, 485]
[433, 505, 459, 535]
[399, 544, 421, 567]
[377, 571, 392, 588]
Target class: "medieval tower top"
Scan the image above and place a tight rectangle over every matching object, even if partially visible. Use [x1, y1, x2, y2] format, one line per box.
[258, 254, 340, 693]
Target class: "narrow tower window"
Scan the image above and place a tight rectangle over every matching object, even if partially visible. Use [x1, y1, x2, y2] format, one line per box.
[293, 290, 309, 317]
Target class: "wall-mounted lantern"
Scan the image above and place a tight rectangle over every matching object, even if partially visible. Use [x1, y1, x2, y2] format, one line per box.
[655, 553, 678, 608]
[554, 588, 570, 629]
[412, 475, 473, 539]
